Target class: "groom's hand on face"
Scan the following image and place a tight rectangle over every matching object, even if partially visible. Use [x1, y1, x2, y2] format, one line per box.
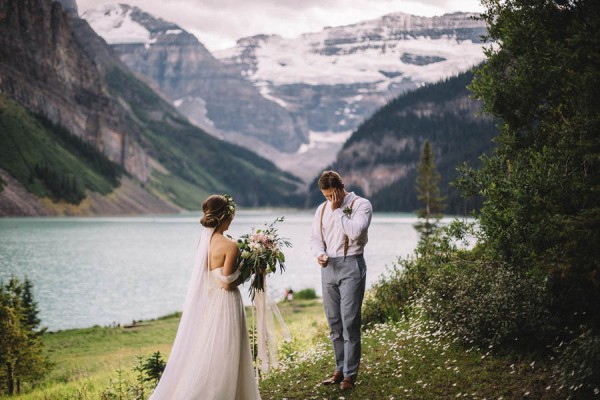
[331, 188, 344, 210]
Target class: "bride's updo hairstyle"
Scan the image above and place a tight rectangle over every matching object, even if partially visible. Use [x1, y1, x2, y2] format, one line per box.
[200, 194, 236, 228]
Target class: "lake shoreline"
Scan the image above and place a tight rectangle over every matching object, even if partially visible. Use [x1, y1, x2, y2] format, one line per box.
[1, 210, 424, 331]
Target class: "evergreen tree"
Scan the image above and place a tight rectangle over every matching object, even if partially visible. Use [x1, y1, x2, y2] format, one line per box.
[0, 278, 49, 395]
[20, 279, 41, 330]
[142, 351, 166, 387]
[0, 294, 25, 395]
[414, 140, 445, 237]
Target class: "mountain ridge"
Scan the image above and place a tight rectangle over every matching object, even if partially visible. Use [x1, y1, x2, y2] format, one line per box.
[82, 4, 306, 153]
[83, 5, 487, 182]
[0, 0, 303, 215]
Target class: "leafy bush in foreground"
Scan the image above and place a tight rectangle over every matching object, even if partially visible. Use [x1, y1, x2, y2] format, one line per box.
[422, 260, 552, 349]
[362, 258, 421, 325]
[362, 221, 471, 326]
[552, 328, 600, 399]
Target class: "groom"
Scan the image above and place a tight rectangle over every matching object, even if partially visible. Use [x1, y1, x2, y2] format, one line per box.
[310, 170, 373, 390]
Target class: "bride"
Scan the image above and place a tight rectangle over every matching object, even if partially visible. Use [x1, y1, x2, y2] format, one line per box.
[150, 194, 261, 400]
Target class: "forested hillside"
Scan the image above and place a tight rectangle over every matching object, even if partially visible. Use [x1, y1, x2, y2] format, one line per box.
[308, 69, 497, 213]
[0, 0, 302, 215]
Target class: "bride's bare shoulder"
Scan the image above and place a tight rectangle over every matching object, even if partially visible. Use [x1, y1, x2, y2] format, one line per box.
[223, 236, 238, 251]
[212, 234, 238, 251]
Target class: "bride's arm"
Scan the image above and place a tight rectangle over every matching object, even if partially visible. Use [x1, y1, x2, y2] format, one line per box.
[221, 241, 241, 290]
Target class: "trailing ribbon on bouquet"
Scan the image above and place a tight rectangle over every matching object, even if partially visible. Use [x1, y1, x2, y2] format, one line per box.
[253, 274, 292, 377]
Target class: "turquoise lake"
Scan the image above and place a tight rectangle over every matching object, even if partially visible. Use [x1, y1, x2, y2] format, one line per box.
[0, 210, 443, 331]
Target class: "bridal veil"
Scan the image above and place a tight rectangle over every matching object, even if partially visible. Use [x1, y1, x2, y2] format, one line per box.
[149, 227, 260, 400]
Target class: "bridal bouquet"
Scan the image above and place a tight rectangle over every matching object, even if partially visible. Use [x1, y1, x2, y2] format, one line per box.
[237, 217, 291, 300]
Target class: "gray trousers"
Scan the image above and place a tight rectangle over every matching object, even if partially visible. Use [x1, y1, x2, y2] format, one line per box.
[321, 254, 367, 378]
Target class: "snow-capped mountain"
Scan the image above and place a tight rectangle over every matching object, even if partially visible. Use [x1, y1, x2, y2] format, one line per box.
[82, 4, 304, 153]
[218, 12, 486, 180]
[218, 12, 485, 86]
[83, 5, 487, 182]
[216, 12, 486, 135]
[80, 4, 180, 46]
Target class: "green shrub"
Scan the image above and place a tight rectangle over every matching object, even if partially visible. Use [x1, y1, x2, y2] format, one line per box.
[294, 288, 317, 300]
[100, 352, 165, 399]
[422, 260, 552, 349]
[362, 258, 421, 325]
[362, 220, 473, 326]
[0, 277, 50, 395]
[552, 328, 600, 399]
[142, 351, 166, 386]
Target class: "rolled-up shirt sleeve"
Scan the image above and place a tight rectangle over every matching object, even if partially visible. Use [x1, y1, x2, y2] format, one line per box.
[332, 199, 372, 241]
[310, 203, 327, 258]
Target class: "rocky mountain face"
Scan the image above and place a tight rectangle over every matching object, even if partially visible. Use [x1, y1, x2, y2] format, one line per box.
[0, 0, 303, 215]
[0, 0, 150, 181]
[83, 5, 305, 153]
[218, 12, 486, 135]
[307, 70, 498, 213]
[217, 12, 487, 179]
[83, 6, 487, 182]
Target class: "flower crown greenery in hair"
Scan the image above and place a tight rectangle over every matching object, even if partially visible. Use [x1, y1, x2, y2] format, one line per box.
[223, 194, 236, 217]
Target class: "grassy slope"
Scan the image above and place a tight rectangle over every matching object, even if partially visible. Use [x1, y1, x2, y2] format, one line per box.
[0, 95, 117, 200]
[7, 301, 324, 399]
[3, 299, 561, 400]
[261, 315, 557, 400]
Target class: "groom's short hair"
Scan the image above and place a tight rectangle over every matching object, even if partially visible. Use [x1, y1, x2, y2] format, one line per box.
[318, 170, 344, 190]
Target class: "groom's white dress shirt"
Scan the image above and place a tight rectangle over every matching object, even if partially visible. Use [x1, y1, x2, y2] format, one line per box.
[310, 191, 373, 259]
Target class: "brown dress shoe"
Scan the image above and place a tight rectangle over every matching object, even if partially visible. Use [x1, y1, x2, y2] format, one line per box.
[321, 371, 344, 385]
[340, 376, 355, 390]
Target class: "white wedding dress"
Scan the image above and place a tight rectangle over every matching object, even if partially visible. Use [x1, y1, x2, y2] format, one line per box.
[150, 227, 261, 400]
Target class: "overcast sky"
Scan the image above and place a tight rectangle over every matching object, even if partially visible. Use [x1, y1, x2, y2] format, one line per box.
[76, 0, 485, 51]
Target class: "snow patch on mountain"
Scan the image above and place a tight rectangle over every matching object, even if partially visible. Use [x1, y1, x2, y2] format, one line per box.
[215, 12, 487, 87]
[242, 35, 482, 86]
[256, 83, 288, 107]
[173, 96, 215, 129]
[297, 130, 353, 154]
[82, 4, 150, 45]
